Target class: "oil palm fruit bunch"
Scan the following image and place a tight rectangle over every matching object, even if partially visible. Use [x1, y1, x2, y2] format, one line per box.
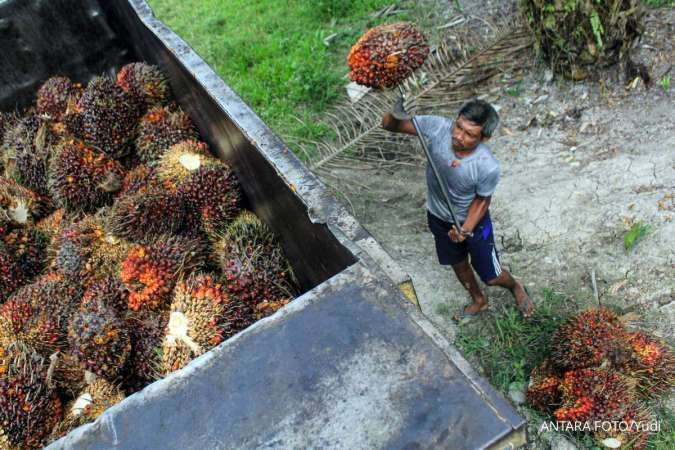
[520, 0, 643, 80]
[117, 164, 160, 197]
[2, 226, 49, 281]
[49, 377, 125, 442]
[216, 211, 296, 309]
[0, 244, 27, 304]
[68, 303, 131, 381]
[76, 76, 141, 158]
[36, 76, 83, 121]
[120, 235, 205, 311]
[554, 367, 634, 424]
[621, 331, 674, 398]
[80, 276, 128, 316]
[48, 139, 125, 212]
[551, 308, 627, 370]
[179, 164, 242, 238]
[122, 310, 167, 392]
[136, 105, 196, 164]
[525, 359, 561, 413]
[593, 402, 653, 450]
[2, 114, 57, 196]
[116, 62, 171, 111]
[0, 176, 53, 227]
[348, 22, 429, 89]
[0, 342, 63, 450]
[157, 139, 220, 185]
[107, 189, 185, 242]
[35, 208, 68, 243]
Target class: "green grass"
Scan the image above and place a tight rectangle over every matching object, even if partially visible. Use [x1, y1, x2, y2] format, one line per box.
[146, 0, 434, 159]
[624, 222, 649, 251]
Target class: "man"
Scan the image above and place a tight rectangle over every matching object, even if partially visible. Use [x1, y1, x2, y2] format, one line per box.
[381, 98, 534, 319]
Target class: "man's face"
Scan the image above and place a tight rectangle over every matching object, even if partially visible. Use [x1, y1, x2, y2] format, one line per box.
[451, 115, 484, 152]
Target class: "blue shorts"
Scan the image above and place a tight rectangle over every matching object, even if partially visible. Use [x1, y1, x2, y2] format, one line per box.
[427, 210, 503, 283]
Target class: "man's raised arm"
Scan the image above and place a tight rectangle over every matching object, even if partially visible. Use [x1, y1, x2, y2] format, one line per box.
[381, 96, 417, 135]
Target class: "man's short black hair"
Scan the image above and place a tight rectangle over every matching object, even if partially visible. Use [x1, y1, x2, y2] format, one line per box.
[458, 99, 499, 138]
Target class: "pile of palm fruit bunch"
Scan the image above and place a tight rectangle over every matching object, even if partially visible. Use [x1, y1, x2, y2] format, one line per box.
[0, 62, 298, 448]
[526, 308, 674, 449]
[520, 0, 643, 80]
[347, 21, 430, 89]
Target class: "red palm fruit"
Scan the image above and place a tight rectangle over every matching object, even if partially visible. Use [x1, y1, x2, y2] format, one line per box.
[348, 22, 429, 89]
[77, 76, 141, 158]
[120, 235, 205, 311]
[116, 62, 171, 111]
[2, 226, 49, 281]
[48, 139, 125, 212]
[107, 189, 186, 242]
[551, 308, 628, 370]
[526, 359, 562, 413]
[621, 331, 675, 398]
[36, 76, 82, 121]
[0, 342, 63, 450]
[80, 276, 128, 315]
[136, 106, 196, 164]
[122, 310, 168, 392]
[67, 303, 131, 380]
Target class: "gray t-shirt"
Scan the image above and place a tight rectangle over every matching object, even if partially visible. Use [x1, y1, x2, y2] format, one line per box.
[415, 115, 500, 224]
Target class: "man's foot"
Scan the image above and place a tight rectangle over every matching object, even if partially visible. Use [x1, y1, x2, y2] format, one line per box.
[453, 300, 489, 321]
[513, 281, 534, 317]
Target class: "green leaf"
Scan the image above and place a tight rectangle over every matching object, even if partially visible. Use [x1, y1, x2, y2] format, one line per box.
[624, 222, 648, 251]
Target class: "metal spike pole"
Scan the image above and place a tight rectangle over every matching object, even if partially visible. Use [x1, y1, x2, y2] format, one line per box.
[397, 85, 469, 235]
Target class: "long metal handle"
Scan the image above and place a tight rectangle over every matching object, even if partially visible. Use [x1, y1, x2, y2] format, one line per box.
[399, 86, 463, 230]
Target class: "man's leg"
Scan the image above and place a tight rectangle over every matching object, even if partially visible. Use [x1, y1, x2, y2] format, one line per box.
[451, 258, 488, 314]
[485, 270, 534, 316]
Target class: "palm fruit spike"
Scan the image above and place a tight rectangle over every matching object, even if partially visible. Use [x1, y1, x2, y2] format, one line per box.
[0, 244, 27, 304]
[157, 139, 220, 185]
[36, 76, 82, 121]
[122, 310, 167, 392]
[136, 105, 196, 164]
[2, 114, 57, 196]
[161, 339, 195, 375]
[0, 176, 53, 226]
[78, 76, 140, 158]
[622, 331, 675, 398]
[49, 377, 125, 442]
[215, 211, 297, 308]
[54, 214, 131, 288]
[80, 276, 128, 316]
[120, 235, 205, 311]
[117, 164, 160, 197]
[107, 189, 185, 242]
[525, 359, 561, 413]
[2, 227, 49, 281]
[179, 164, 242, 238]
[116, 62, 171, 111]
[68, 303, 131, 380]
[348, 22, 429, 89]
[593, 402, 653, 450]
[554, 368, 634, 424]
[48, 139, 125, 212]
[0, 341, 63, 450]
[551, 308, 627, 370]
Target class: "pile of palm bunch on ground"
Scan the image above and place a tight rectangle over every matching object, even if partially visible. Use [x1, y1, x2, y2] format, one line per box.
[0, 62, 298, 449]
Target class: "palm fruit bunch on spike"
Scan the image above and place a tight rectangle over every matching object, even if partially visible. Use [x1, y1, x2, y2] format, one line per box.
[526, 359, 562, 413]
[116, 62, 171, 111]
[77, 76, 141, 158]
[2, 227, 49, 281]
[48, 351, 87, 398]
[49, 378, 125, 442]
[80, 276, 128, 316]
[179, 165, 242, 238]
[0, 244, 27, 304]
[120, 235, 205, 311]
[54, 214, 131, 288]
[2, 114, 57, 196]
[215, 211, 297, 311]
[117, 164, 160, 197]
[554, 368, 634, 424]
[157, 139, 220, 185]
[347, 22, 429, 89]
[621, 331, 675, 398]
[136, 106, 196, 164]
[106, 189, 185, 242]
[0, 176, 53, 227]
[162, 273, 250, 374]
[0, 342, 63, 450]
[48, 139, 125, 212]
[122, 311, 167, 392]
[67, 303, 131, 380]
[551, 308, 627, 370]
[593, 402, 653, 450]
[36, 76, 83, 121]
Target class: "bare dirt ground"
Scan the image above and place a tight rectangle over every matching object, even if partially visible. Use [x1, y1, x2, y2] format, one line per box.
[317, 3, 674, 448]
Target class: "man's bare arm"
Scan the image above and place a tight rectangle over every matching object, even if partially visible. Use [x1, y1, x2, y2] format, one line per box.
[381, 112, 417, 135]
